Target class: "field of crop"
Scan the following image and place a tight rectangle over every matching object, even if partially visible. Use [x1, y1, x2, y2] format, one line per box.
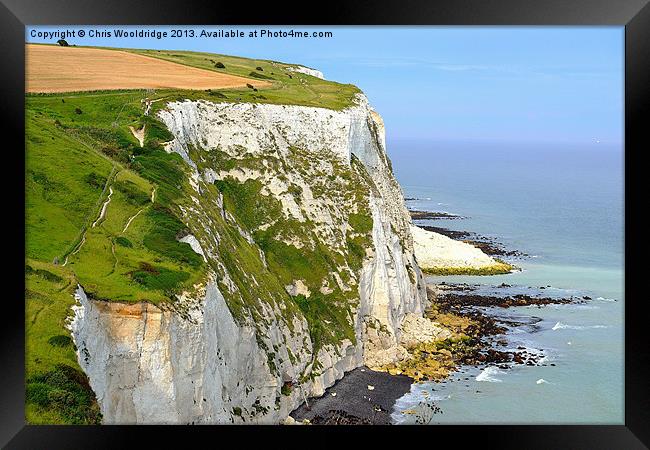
[26, 44, 270, 93]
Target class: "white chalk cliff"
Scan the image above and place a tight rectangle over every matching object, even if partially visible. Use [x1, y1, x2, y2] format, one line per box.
[69, 93, 431, 424]
[287, 65, 325, 79]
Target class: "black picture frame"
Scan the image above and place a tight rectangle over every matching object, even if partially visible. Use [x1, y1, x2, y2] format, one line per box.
[2, 0, 647, 447]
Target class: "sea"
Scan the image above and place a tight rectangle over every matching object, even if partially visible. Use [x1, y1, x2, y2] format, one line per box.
[387, 138, 624, 424]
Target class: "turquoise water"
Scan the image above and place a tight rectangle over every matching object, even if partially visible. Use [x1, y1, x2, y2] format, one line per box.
[388, 139, 624, 424]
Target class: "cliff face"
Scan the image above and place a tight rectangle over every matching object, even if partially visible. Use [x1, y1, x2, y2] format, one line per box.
[68, 94, 428, 424]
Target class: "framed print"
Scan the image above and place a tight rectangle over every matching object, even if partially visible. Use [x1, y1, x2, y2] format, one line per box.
[1, 0, 647, 447]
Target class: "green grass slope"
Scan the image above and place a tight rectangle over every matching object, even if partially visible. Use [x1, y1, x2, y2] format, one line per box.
[127, 48, 360, 110]
[25, 90, 209, 423]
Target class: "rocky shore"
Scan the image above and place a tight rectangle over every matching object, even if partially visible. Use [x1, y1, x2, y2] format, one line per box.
[409, 210, 464, 220]
[288, 283, 583, 424]
[425, 284, 582, 369]
[434, 285, 582, 309]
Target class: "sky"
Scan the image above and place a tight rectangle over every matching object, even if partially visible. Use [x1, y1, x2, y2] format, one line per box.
[27, 26, 623, 147]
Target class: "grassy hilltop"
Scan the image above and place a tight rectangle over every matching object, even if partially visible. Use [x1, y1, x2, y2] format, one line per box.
[25, 46, 368, 423]
[128, 48, 360, 110]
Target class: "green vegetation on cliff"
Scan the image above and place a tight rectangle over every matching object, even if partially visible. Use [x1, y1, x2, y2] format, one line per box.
[26, 90, 209, 422]
[207, 147, 375, 356]
[26, 92, 207, 305]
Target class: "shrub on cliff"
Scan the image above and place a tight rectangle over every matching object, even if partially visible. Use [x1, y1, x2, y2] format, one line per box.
[248, 71, 272, 80]
[48, 335, 73, 348]
[84, 172, 107, 190]
[130, 264, 190, 292]
[114, 179, 150, 206]
[281, 382, 293, 396]
[115, 236, 133, 248]
[208, 91, 227, 98]
[142, 206, 203, 267]
[26, 364, 101, 424]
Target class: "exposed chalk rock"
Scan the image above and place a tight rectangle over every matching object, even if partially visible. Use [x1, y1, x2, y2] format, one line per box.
[178, 233, 208, 262]
[399, 313, 452, 348]
[411, 224, 499, 270]
[285, 280, 311, 297]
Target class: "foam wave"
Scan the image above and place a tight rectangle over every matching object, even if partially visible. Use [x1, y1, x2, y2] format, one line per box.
[596, 296, 617, 302]
[552, 322, 609, 331]
[547, 303, 600, 311]
[476, 366, 506, 382]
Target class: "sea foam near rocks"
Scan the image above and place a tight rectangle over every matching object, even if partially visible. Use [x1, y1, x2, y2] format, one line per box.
[475, 366, 506, 383]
